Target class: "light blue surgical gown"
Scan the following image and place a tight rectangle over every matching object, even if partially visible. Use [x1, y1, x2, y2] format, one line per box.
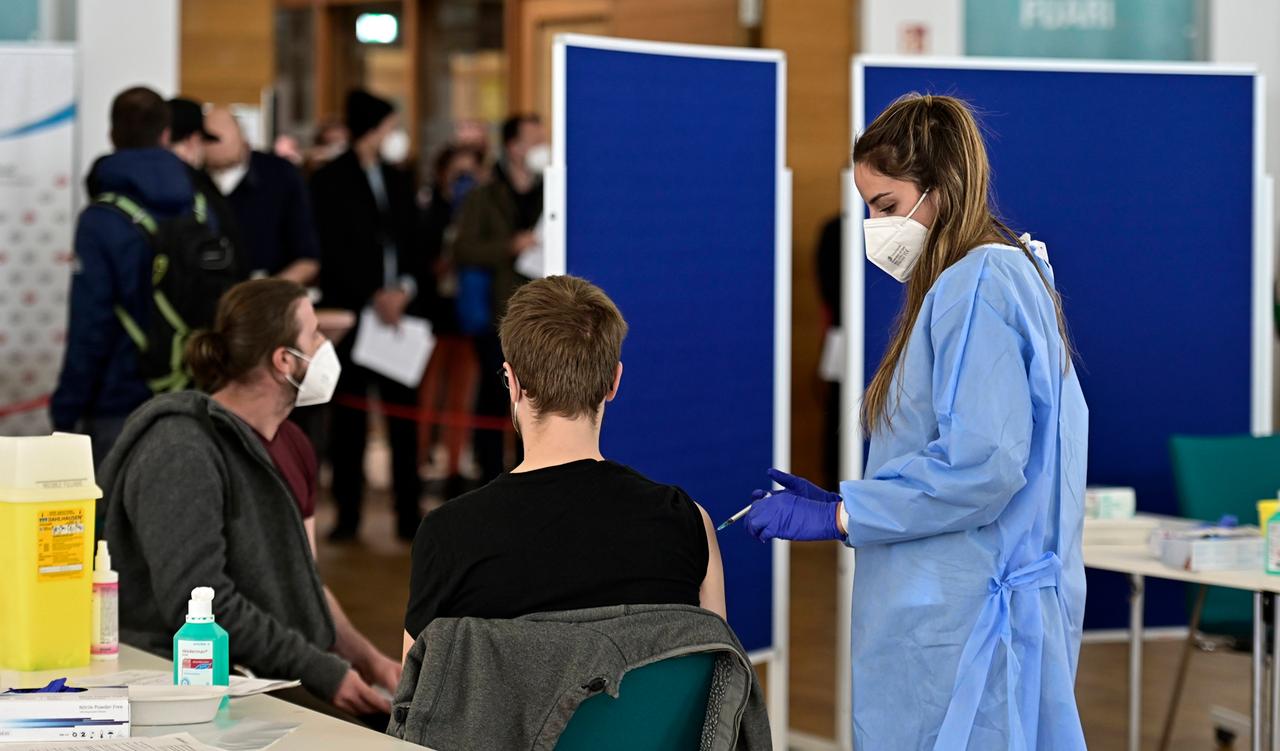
[842, 244, 1088, 750]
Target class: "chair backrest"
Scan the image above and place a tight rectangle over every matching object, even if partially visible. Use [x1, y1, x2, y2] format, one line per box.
[554, 652, 717, 751]
[1169, 433, 1280, 633]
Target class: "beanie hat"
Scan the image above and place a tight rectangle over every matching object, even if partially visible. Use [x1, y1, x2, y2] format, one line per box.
[345, 89, 394, 142]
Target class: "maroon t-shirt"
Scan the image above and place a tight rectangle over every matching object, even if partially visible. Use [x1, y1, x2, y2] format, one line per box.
[253, 420, 318, 519]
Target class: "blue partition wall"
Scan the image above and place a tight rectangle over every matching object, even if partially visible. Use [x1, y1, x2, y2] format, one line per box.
[857, 61, 1259, 629]
[561, 42, 783, 651]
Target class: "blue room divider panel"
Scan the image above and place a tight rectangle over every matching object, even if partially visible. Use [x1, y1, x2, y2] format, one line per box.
[553, 36, 789, 653]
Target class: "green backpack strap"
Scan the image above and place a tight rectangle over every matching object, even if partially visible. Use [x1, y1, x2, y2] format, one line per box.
[193, 191, 208, 224]
[95, 192, 158, 235]
[95, 192, 160, 353]
[93, 192, 203, 393]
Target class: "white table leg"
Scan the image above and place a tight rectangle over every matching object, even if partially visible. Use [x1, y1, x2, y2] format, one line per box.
[1254, 592, 1265, 751]
[1271, 594, 1279, 751]
[1129, 573, 1144, 751]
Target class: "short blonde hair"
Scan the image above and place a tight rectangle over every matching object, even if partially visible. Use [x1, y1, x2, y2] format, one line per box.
[498, 276, 628, 420]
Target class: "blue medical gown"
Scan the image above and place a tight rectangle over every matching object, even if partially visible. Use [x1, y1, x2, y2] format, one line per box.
[842, 245, 1088, 750]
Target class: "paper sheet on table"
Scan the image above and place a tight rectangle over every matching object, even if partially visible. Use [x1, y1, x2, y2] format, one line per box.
[350, 307, 435, 388]
[224, 677, 302, 697]
[72, 670, 301, 697]
[514, 217, 546, 280]
[0, 732, 220, 751]
[137, 719, 300, 751]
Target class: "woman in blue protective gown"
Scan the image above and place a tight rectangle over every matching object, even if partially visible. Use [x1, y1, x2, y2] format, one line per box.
[745, 94, 1088, 749]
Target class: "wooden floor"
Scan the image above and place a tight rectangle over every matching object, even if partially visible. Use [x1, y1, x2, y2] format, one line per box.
[319, 490, 1255, 749]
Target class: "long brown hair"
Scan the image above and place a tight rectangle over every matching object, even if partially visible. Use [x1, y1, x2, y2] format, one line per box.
[855, 93, 1072, 433]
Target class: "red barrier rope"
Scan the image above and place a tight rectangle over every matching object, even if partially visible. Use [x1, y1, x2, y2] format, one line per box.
[0, 395, 50, 419]
[332, 393, 512, 432]
[0, 394, 508, 433]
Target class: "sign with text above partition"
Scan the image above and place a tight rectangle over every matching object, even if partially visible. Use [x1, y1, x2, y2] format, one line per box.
[545, 34, 790, 743]
[965, 0, 1207, 60]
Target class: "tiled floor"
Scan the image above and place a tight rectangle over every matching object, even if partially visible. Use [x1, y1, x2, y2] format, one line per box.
[319, 489, 1254, 749]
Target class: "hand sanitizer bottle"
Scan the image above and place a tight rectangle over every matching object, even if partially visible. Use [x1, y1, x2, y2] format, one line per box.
[173, 587, 229, 686]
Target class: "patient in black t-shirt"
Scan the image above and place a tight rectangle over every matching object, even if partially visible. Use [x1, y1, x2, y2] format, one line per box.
[402, 276, 726, 653]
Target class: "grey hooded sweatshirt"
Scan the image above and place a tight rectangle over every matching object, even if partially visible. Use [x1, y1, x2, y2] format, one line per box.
[100, 391, 348, 698]
[388, 604, 772, 750]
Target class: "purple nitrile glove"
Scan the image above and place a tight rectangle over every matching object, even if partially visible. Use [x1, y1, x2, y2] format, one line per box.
[766, 468, 841, 504]
[743, 469, 844, 542]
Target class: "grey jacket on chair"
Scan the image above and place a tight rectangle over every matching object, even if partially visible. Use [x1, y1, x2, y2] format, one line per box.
[387, 604, 772, 751]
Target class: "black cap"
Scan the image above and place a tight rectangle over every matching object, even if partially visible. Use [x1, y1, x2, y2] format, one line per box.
[167, 97, 218, 143]
[345, 89, 394, 142]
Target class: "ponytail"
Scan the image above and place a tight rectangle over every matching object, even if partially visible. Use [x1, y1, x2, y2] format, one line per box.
[185, 330, 231, 392]
[182, 279, 309, 393]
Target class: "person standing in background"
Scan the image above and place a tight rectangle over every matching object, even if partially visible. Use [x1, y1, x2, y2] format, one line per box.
[419, 145, 481, 500]
[203, 107, 321, 284]
[165, 98, 245, 270]
[452, 114, 548, 485]
[51, 87, 193, 466]
[305, 116, 349, 175]
[814, 212, 842, 491]
[310, 90, 425, 543]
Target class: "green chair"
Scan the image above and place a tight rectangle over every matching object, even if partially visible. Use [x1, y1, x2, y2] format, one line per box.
[554, 652, 717, 751]
[1169, 434, 1280, 633]
[1161, 433, 1280, 749]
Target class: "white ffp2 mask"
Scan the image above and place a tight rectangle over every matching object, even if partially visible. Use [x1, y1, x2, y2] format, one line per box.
[380, 128, 410, 164]
[212, 162, 248, 196]
[286, 340, 341, 407]
[524, 144, 550, 176]
[863, 190, 931, 282]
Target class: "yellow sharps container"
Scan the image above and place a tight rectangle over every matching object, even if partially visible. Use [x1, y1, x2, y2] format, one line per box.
[0, 433, 103, 670]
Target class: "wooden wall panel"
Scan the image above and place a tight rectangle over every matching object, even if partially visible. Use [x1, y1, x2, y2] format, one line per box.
[506, 0, 742, 116]
[611, 0, 744, 47]
[180, 0, 274, 106]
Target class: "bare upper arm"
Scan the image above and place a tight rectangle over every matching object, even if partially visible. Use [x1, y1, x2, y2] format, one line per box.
[695, 503, 727, 620]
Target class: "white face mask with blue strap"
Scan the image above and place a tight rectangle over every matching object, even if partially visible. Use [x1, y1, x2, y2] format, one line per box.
[863, 190, 930, 283]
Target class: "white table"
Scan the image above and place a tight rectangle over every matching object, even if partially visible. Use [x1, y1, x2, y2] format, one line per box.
[0, 645, 426, 750]
[1084, 542, 1280, 751]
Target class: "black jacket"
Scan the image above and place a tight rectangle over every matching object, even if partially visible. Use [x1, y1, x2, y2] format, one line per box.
[309, 150, 425, 315]
[228, 151, 321, 275]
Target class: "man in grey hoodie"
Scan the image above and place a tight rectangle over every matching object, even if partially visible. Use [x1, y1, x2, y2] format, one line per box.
[100, 279, 398, 716]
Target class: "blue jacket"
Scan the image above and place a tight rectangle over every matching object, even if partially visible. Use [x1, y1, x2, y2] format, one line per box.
[50, 148, 195, 429]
